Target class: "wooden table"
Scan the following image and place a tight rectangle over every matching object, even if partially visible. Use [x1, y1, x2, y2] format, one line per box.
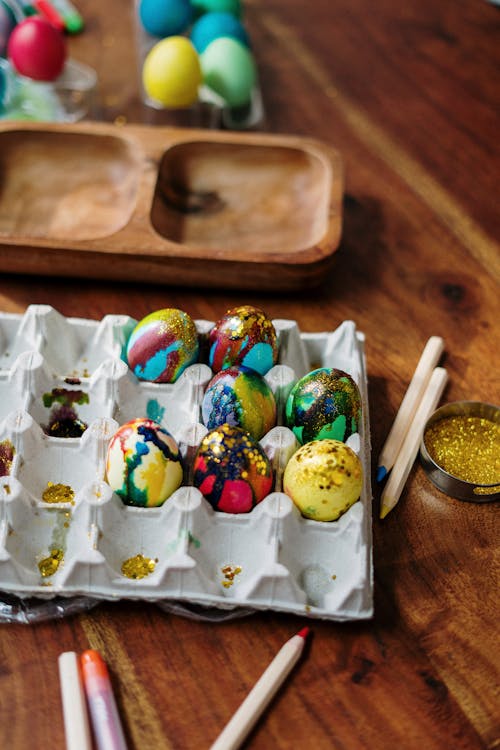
[1, 1, 499, 748]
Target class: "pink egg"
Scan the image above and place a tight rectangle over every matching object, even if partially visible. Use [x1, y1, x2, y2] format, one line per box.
[8, 17, 66, 81]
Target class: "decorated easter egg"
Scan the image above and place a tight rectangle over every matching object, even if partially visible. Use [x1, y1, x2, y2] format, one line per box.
[202, 367, 276, 440]
[285, 368, 362, 445]
[193, 423, 273, 513]
[142, 36, 201, 108]
[201, 36, 256, 107]
[106, 418, 183, 507]
[209, 305, 278, 375]
[284, 439, 363, 521]
[191, 0, 241, 18]
[7, 16, 66, 81]
[139, 0, 193, 38]
[190, 11, 249, 54]
[126, 308, 199, 383]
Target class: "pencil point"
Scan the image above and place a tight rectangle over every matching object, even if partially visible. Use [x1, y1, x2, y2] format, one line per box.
[379, 501, 393, 520]
[376, 465, 387, 482]
[296, 627, 310, 640]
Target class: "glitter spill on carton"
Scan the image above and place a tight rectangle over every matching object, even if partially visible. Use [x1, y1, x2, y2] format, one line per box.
[0, 305, 373, 621]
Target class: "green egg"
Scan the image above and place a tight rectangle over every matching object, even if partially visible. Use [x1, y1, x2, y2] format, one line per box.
[201, 36, 256, 107]
[191, 0, 241, 18]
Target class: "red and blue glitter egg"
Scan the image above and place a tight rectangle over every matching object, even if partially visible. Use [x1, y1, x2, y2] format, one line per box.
[201, 367, 276, 441]
[193, 423, 273, 513]
[106, 418, 183, 507]
[285, 368, 362, 444]
[208, 305, 278, 376]
[126, 308, 199, 383]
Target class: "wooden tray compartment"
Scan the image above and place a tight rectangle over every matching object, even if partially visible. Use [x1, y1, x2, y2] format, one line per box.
[0, 121, 343, 291]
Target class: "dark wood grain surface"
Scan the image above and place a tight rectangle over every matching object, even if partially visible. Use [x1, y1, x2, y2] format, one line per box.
[1, 1, 499, 748]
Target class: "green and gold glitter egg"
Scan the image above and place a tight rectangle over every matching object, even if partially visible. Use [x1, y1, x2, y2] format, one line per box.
[285, 368, 362, 445]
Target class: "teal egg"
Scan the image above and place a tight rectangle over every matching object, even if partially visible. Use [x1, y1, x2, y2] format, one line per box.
[190, 11, 249, 54]
[201, 36, 256, 107]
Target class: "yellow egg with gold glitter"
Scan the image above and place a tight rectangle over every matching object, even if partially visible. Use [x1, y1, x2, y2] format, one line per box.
[283, 439, 363, 521]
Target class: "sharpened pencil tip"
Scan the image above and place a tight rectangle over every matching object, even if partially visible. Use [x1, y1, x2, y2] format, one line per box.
[376, 465, 387, 482]
[379, 502, 393, 520]
[297, 627, 310, 640]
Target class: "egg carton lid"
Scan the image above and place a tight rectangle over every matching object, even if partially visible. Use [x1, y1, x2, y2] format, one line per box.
[0, 305, 373, 623]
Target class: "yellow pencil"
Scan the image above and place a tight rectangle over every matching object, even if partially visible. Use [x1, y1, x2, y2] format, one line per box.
[380, 366, 448, 519]
[377, 336, 445, 482]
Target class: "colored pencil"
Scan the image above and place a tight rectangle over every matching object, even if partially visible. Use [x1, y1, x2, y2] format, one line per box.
[380, 366, 448, 518]
[80, 650, 128, 750]
[377, 336, 444, 482]
[210, 628, 310, 750]
[58, 651, 93, 750]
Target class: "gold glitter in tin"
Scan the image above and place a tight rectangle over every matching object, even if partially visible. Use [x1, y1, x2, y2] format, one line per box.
[424, 416, 500, 485]
[38, 548, 64, 577]
[121, 554, 157, 579]
[42, 482, 75, 504]
[221, 564, 242, 588]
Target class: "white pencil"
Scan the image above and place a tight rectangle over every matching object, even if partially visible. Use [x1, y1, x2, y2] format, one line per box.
[209, 628, 310, 750]
[377, 336, 445, 482]
[380, 366, 448, 519]
[58, 652, 93, 750]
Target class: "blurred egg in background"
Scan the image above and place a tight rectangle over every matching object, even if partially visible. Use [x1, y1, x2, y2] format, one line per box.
[190, 11, 249, 53]
[142, 35, 201, 107]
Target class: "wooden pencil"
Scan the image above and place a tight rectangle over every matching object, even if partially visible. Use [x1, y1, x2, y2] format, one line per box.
[380, 366, 448, 519]
[209, 628, 310, 750]
[377, 336, 445, 482]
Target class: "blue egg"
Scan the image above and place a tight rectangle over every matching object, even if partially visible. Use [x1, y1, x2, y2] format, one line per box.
[139, 0, 193, 38]
[190, 11, 249, 54]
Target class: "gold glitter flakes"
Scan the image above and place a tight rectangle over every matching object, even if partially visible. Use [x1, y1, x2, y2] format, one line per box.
[42, 481, 75, 504]
[424, 416, 500, 485]
[221, 564, 242, 588]
[121, 554, 157, 579]
[38, 548, 63, 577]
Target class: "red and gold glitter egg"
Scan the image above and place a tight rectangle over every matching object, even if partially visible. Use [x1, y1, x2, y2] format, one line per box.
[208, 305, 278, 375]
[193, 423, 273, 513]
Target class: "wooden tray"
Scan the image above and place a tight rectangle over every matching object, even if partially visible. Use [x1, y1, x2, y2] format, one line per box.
[0, 121, 343, 291]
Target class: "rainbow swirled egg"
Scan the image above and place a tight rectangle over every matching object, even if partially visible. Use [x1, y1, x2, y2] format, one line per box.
[285, 368, 362, 445]
[208, 305, 278, 375]
[193, 423, 273, 513]
[106, 418, 183, 507]
[202, 367, 276, 440]
[126, 308, 199, 383]
[283, 439, 363, 521]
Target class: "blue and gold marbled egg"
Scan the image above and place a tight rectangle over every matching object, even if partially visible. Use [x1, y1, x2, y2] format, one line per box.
[208, 305, 278, 376]
[202, 367, 276, 440]
[106, 418, 183, 507]
[126, 308, 199, 383]
[285, 368, 362, 444]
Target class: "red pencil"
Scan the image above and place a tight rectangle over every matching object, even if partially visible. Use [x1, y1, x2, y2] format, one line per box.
[33, 0, 65, 31]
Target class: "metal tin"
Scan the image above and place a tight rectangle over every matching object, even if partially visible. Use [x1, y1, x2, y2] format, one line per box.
[420, 401, 500, 502]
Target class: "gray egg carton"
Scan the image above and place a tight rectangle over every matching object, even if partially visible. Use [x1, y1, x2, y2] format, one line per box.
[0, 305, 372, 621]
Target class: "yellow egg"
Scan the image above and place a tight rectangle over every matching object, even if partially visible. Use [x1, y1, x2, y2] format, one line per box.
[142, 36, 201, 108]
[283, 439, 363, 521]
